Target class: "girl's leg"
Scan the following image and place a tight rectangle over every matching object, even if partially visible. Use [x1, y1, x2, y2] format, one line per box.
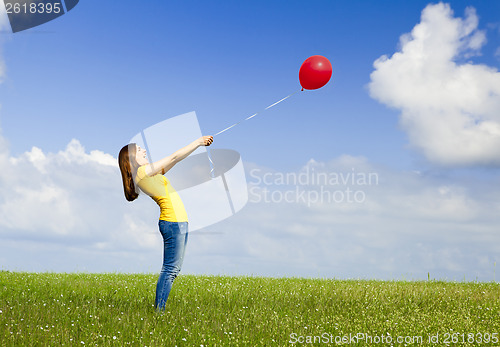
[155, 221, 188, 311]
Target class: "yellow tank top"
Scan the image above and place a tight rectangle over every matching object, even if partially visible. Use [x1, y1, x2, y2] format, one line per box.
[135, 165, 188, 222]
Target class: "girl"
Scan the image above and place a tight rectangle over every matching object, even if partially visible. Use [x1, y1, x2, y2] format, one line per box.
[118, 135, 214, 310]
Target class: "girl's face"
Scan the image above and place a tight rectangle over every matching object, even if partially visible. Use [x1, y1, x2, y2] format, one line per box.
[135, 145, 149, 166]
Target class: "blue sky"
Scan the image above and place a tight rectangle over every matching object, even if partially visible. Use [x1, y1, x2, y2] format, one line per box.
[0, 1, 499, 281]
[4, 0, 498, 169]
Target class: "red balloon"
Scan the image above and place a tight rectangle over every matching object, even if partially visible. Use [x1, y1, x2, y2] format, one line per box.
[299, 55, 332, 90]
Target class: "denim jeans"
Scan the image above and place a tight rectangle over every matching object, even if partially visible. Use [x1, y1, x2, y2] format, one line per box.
[155, 220, 188, 310]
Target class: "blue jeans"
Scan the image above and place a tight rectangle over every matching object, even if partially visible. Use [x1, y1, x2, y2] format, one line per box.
[155, 221, 188, 310]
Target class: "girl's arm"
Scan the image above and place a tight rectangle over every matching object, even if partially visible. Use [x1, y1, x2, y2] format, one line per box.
[144, 135, 213, 177]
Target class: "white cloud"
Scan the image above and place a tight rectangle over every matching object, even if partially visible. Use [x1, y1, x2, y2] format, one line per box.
[0, 133, 498, 281]
[0, 3, 9, 81]
[184, 158, 500, 281]
[0, 1, 9, 31]
[0, 134, 159, 251]
[368, 3, 500, 167]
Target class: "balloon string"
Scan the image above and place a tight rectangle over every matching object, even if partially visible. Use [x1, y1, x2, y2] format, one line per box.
[207, 148, 215, 178]
[208, 89, 301, 178]
[212, 90, 301, 137]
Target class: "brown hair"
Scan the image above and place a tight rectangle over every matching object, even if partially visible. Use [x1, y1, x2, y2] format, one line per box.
[118, 143, 140, 201]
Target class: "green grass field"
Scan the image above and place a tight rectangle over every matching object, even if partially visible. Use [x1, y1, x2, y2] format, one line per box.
[1, 271, 499, 346]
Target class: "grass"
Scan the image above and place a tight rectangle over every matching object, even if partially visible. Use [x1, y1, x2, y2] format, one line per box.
[1, 271, 499, 346]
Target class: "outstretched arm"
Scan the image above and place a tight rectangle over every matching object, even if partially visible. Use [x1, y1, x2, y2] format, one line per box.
[144, 136, 213, 177]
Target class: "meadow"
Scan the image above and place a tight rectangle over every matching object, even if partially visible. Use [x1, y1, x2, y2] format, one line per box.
[1, 271, 499, 346]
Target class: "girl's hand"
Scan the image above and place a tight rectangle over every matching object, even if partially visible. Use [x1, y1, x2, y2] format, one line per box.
[199, 135, 214, 147]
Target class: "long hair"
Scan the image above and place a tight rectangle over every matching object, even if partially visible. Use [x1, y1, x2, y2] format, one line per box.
[118, 143, 140, 201]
